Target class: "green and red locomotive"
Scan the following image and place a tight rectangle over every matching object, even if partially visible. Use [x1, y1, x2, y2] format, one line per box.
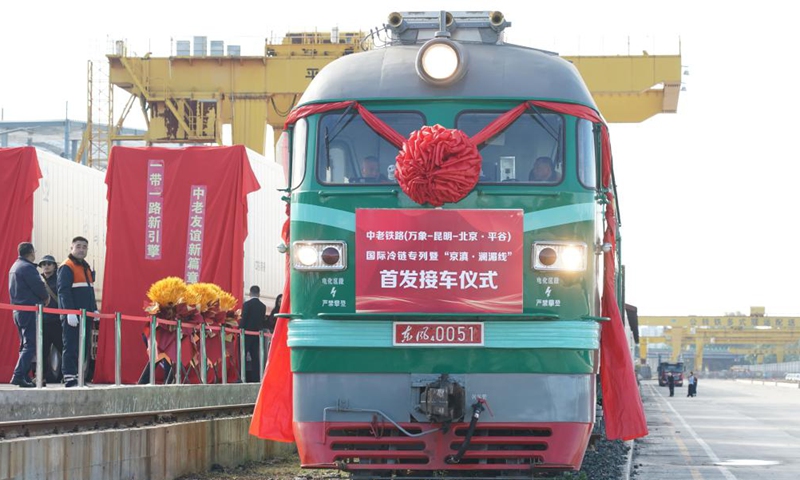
[252, 10, 646, 477]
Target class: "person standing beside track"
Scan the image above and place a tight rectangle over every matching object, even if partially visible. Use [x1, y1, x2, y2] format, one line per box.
[240, 285, 267, 383]
[58, 236, 98, 388]
[667, 371, 675, 397]
[8, 242, 49, 388]
[38, 255, 62, 384]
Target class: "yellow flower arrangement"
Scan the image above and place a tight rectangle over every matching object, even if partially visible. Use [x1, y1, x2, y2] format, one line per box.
[218, 291, 238, 312]
[184, 282, 221, 312]
[144, 277, 240, 327]
[146, 277, 188, 312]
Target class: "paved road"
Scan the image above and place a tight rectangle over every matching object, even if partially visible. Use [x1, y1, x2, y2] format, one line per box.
[633, 379, 800, 480]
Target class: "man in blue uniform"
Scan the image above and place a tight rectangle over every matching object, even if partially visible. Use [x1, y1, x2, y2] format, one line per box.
[58, 236, 98, 387]
[8, 242, 49, 388]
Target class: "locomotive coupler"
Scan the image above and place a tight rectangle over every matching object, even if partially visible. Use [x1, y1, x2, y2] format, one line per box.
[418, 374, 466, 423]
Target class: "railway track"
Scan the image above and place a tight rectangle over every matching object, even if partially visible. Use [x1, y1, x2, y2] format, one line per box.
[0, 403, 255, 440]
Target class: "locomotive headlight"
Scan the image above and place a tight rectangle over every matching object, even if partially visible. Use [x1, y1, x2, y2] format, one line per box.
[296, 245, 319, 266]
[293, 241, 347, 271]
[532, 242, 587, 272]
[416, 38, 466, 86]
[560, 246, 585, 271]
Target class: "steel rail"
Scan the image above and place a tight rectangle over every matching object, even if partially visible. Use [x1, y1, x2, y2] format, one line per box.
[0, 402, 255, 440]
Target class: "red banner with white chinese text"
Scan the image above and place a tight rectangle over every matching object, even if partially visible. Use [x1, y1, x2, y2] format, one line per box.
[96, 146, 258, 384]
[356, 209, 523, 313]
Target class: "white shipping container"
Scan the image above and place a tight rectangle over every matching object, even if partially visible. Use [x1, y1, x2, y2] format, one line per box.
[243, 148, 287, 306]
[31, 150, 108, 305]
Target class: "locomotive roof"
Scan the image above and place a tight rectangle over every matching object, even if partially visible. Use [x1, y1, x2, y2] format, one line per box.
[298, 42, 597, 110]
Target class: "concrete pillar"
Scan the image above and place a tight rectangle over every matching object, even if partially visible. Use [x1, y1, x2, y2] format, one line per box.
[694, 338, 705, 372]
[639, 337, 648, 362]
[670, 327, 683, 362]
[64, 119, 71, 159]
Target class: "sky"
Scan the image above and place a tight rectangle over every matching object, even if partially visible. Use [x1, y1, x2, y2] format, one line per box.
[1, 1, 798, 316]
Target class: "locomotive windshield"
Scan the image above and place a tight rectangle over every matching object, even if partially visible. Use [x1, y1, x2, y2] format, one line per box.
[315, 109, 566, 186]
[457, 111, 564, 184]
[316, 111, 425, 184]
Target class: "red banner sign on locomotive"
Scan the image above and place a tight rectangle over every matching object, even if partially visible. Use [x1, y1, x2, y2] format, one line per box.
[356, 209, 523, 313]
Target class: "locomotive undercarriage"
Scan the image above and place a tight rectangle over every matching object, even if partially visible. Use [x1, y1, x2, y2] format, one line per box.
[293, 373, 595, 476]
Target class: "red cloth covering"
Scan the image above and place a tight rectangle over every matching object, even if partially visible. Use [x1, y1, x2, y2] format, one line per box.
[95, 146, 258, 384]
[0, 147, 42, 382]
[250, 207, 293, 441]
[255, 100, 647, 442]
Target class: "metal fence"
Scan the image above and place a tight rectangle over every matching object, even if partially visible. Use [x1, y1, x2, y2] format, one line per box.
[745, 360, 800, 376]
[2, 302, 272, 388]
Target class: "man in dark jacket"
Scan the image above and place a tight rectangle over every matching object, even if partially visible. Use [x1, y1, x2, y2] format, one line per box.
[667, 372, 675, 397]
[58, 236, 98, 387]
[8, 242, 49, 388]
[38, 255, 62, 383]
[240, 285, 267, 383]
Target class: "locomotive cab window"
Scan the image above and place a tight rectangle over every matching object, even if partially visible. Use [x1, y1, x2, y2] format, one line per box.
[577, 118, 597, 189]
[317, 111, 425, 185]
[457, 111, 564, 184]
[291, 119, 308, 190]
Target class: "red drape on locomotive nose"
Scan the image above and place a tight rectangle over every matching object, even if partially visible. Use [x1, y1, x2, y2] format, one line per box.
[0, 147, 42, 381]
[255, 100, 648, 442]
[250, 205, 294, 442]
[531, 100, 647, 441]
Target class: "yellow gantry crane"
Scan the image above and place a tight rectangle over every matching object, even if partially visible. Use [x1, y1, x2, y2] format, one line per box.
[105, 32, 365, 155]
[101, 25, 682, 157]
[639, 312, 800, 370]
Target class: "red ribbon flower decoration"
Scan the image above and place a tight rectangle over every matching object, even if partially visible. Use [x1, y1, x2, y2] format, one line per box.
[395, 124, 482, 207]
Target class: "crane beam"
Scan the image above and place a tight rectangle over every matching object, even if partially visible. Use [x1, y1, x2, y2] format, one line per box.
[105, 35, 682, 156]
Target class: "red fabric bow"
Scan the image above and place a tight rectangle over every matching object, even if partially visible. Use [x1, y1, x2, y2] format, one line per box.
[395, 125, 482, 207]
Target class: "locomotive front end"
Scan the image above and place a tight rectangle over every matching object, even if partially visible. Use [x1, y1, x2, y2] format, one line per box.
[275, 10, 616, 476]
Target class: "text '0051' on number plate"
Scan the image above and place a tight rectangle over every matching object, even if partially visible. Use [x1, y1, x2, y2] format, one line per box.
[393, 322, 484, 346]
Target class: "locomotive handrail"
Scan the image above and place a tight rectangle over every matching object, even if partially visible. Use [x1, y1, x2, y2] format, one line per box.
[315, 312, 560, 321]
[477, 188, 561, 197]
[318, 189, 400, 197]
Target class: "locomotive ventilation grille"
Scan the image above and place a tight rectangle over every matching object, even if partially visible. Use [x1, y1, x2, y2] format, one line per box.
[327, 425, 552, 467]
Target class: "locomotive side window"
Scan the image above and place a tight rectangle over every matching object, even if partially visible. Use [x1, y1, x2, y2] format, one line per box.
[291, 118, 308, 190]
[577, 118, 597, 189]
[457, 111, 564, 184]
[316, 111, 425, 185]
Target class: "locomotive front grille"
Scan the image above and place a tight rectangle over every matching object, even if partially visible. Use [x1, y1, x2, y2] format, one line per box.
[329, 426, 429, 465]
[322, 424, 553, 469]
[448, 427, 550, 465]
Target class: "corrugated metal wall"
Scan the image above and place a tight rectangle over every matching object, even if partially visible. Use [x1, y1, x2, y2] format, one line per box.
[32, 150, 108, 304]
[243, 148, 286, 305]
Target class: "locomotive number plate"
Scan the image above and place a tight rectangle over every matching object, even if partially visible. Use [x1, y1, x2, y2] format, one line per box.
[393, 322, 484, 346]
